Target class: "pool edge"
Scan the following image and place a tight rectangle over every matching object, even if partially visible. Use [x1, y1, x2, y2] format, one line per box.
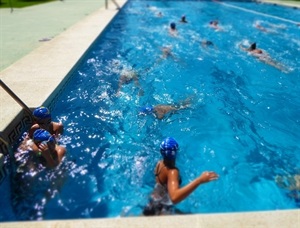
[0, 209, 299, 227]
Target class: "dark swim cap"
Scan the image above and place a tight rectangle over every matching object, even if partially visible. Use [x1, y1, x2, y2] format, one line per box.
[33, 129, 54, 143]
[33, 106, 51, 119]
[160, 137, 179, 160]
[170, 22, 176, 30]
[250, 43, 257, 50]
[206, 40, 214, 46]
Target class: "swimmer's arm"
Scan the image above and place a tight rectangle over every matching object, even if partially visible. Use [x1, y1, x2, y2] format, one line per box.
[133, 75, 140, 86]
[54, 122, 64, 136]
[239, 44, 247, 52]
[168, 169, 218, 204]
[38, 144, 58, 168]
[133, 76, 144, 96]
[116, 80, 123, 95]
[28, 124, 39, 139]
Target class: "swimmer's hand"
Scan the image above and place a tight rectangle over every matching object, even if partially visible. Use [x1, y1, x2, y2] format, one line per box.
[199, 171, 219, 183]
[38, 142, 49, 153]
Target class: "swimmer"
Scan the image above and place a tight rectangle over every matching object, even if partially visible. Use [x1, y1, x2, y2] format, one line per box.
[180, 15, 188, 23]
[159, 46, 180, 61]
[255, 21, 286, 33]
[161, 46, 173, 58]
[157, 12, 163, 17]
[239, 42, 288, 73]
[143, 137, 218, 215]
[117, 69, 144, 96]
[28, 106, 63, 139]
[139, 97, 192, 120]
[276, 174, 300, 201]
[209, 20, 222, 31]
[276, 174, 300, 192]
[169, 22, 178, 36]
[31, 129, 66, 168]
[201, 40, 215, 48]
[255, 23, 269, 32]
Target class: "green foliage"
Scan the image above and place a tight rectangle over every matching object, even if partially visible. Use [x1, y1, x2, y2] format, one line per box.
[0, 0, 56, 8]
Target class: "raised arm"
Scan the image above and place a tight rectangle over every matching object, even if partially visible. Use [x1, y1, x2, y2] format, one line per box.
[167, 169, 218, 204]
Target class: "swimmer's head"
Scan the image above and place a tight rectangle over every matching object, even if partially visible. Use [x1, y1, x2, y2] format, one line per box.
[181, 15, 186, 21]
[250, 42, 257, 50]
[160, 137, 179, 160]
[206, 40, 214, 46]
[170, 22, 176, 30]
[33, 106, 51, 121]
[33, 129, 55, 144]
[139, 106, 154, 115]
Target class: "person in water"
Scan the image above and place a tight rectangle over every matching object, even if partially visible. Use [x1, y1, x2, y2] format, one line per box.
[276, 174, 300, 202]
[201, 40, 215, 49]
[117, 68, 144, 96]
[180, 15, 188, 23]
[139, 97, 192, 120]
[239, 42, 288, 73]
[28, 106, 64, 139]
[31, 129, 66, 168]
[143, 137, 219, 215]
[169, 22, 178, 36]
[155, 46, 181, 64]
[209, 20, 222, 31]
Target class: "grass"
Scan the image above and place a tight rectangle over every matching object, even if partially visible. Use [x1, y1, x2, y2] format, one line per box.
[0, 0, 56, 8]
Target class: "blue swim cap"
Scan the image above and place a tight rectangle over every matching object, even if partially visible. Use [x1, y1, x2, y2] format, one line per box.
[33, 106, 51, 119]
[140, 106, 154, 114]
[33, 129, 54, 143]
[160, 137, 179, 160]
[170, 22, 176, 30]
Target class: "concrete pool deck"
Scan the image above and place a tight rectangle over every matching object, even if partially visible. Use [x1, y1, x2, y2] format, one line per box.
[0, 0, 299, 227]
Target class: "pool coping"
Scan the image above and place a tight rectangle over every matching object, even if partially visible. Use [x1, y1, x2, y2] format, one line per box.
[0, 209, 298, 227]
[259, 0, 300, 8]
[0, 0, 300, 226]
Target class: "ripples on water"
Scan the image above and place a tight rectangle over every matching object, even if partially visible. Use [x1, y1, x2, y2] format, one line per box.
[5, 0, 300, 221]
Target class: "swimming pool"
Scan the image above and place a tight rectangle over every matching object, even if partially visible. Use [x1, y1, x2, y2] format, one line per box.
[2, 0, 300, 221]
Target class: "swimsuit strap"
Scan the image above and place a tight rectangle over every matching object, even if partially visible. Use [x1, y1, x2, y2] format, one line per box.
[155, 162, 167, 185]
[155, 162, 181, 185]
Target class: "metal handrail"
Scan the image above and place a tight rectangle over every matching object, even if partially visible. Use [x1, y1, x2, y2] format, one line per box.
[105, 0, 120, 10]
[0, 79, 33, 117]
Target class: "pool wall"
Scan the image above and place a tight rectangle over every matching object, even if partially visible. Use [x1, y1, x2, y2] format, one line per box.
[0, 0, 299, 226]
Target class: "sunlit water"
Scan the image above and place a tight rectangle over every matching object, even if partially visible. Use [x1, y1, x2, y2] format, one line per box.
[1, 0, 300, 221]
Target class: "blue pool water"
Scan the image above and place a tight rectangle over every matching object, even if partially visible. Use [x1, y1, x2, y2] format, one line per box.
[2, 0, 300, 221]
